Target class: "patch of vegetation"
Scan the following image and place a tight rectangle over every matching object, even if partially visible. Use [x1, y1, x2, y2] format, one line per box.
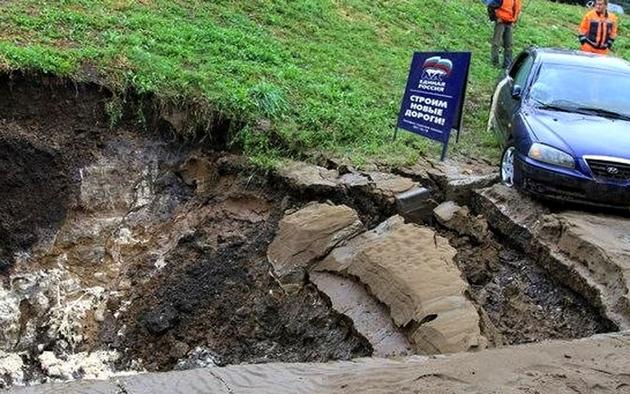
[0, 0, 627, 166]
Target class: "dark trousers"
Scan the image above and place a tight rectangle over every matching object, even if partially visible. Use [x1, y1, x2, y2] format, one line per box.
[491, 22, 513, 68]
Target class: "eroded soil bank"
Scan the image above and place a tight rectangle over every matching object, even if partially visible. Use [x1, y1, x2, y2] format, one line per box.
[0, 76, 369, 386]
[0, 75, 622, 388]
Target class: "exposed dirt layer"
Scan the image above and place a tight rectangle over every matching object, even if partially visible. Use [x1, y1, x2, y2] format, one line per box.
[0, 75, 624, 389]
[0, 76, 370, 387]
[473, 185, 630, 329]
[451, 234, 615, 344]
[0, 77, 106, 271]
[109, 186, 370, 371]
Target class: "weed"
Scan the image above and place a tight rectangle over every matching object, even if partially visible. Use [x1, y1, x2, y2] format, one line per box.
[105, 95, 124, 129]
[248, 82, 287, 120]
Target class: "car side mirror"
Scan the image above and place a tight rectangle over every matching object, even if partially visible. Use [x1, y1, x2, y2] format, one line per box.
[511, 84, 522, 100]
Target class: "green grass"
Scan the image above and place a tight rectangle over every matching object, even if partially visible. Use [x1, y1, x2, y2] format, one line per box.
[0, 0, 627, 167]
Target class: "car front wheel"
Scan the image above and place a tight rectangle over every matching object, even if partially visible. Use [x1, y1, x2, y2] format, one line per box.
[500, 146, 517, 187]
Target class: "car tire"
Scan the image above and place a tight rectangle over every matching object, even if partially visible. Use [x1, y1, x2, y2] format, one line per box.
[500, 145, 517, 187]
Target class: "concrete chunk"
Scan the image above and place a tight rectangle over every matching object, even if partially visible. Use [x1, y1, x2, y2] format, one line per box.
[395, 186, 435, 223]
[315, 216, 485, 354]
[267, 203, 363, 292]
[310, 272, 412, 357]
[474, 184, 630, 329]
[276, 161, 339, 192]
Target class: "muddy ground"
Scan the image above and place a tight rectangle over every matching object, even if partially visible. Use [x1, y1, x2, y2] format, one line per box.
[107, 187, 370, 371]
[0, 76, 371, 386]
[0, 74, 621, 388]
[449, 232, 615, 344]
[17, 332, 630, 394]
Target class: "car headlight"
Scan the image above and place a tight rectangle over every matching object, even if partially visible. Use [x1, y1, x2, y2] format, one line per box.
[528, 143, 575, 168]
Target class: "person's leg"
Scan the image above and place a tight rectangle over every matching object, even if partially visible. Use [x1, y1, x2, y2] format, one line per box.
[491, 22, 504, 67]
[503, 24, 513, 68]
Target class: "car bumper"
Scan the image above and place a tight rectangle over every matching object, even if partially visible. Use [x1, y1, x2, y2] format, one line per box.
[514, 154, 630, 209]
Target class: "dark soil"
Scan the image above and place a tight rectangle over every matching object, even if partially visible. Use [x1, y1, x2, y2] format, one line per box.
[0, 74, 112, 272]
[0, 133, 68, 269]
[450, 233, 616, 345]
[0, 74, 371, 375]
[108, 186, 371, 371]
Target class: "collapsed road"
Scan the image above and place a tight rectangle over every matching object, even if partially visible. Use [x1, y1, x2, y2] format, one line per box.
[0, 75, 628, 391]
[13, 331, 630, 394]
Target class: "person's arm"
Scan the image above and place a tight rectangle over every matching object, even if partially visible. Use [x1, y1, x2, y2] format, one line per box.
[607, 16, 618, 49]
[514, 0, 522, 23]
[578, 14, 590, 45]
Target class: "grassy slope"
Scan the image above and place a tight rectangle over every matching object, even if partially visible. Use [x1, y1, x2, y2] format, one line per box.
[0, 0, 627, 167]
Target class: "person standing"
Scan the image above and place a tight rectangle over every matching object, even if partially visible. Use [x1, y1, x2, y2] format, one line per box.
[489, 0, 522, 68]
[579, 0, 618, 55]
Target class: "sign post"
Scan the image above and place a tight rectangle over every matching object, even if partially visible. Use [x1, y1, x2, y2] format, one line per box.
[395, 52, 471, 161]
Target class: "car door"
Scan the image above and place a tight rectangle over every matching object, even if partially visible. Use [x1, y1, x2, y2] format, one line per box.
[495, 53, 535, 143]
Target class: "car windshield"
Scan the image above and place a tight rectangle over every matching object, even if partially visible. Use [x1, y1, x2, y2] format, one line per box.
[528, 64, 630, 119]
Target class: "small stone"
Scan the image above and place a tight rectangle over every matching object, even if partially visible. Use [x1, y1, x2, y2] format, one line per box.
[143, 304, 178, 335]
[94, 303, 107, 322]
[433, 201, 461, 225]
[172, 341, 190, 359]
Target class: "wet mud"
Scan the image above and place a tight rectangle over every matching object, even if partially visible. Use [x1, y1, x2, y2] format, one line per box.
[450, 233, 615, 345]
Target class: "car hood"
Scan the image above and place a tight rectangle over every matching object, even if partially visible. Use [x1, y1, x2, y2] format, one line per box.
[525, 108, 630, 160]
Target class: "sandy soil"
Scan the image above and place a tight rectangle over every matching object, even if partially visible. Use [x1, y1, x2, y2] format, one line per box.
[13, 331, 630, 393]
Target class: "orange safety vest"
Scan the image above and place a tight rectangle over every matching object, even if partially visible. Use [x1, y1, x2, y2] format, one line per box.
[496, 0, 522, 24]
[579, 9, 618, 55]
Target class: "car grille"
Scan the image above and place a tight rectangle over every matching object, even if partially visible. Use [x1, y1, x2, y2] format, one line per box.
[585, 158, 630, 181]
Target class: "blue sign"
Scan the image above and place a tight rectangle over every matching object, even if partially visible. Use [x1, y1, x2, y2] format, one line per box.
[396, 52, 471, 158]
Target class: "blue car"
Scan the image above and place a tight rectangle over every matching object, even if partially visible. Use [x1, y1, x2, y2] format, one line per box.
[488, 48, 630, 208]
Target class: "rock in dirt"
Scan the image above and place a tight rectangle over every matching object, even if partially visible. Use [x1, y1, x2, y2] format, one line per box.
[397, 157, 499, 205]
[310, 271, 412, 357]
[433, 201, 489, 243]
[267, 203, 363, 292]
[474, 184, 630, 329]
[276, 161, 339, 193]
[315, 216, 485, 354]
[174, 347, 221, 370]
[143, 304, 179, 335]
[0, 268, 106, 352]
[0, 351, 24, 388]
[433, 201, 461, 224]
[37, 350, 133, 381]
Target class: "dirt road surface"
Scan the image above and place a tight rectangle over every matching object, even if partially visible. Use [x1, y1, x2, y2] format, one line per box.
[13, 331, 630, 394]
